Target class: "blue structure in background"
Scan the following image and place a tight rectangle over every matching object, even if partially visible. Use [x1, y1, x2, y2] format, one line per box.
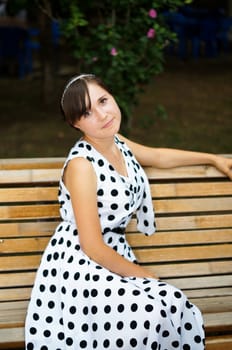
[0, 19, 60, 78]
[163, 5, 232, 60]
[0, 26, 28, 78]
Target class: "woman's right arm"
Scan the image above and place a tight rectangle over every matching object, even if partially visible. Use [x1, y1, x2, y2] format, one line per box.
[63, 157, 156, 279]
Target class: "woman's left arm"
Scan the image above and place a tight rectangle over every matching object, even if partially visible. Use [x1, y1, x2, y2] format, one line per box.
[119, 134, 232, 180]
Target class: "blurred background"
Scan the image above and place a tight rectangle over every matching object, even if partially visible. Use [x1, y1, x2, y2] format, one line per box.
[0, 0, 231, 158]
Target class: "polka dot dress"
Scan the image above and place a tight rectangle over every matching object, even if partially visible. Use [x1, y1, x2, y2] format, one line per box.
[25, 136, 205, 349]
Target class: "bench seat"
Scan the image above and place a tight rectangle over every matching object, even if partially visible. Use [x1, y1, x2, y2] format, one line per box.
[0, 157, 232, 349]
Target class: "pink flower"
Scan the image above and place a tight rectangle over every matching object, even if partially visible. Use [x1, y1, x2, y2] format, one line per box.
[147, 28, 155, 39]
[92, 56, 98, 62]
[110, 47, 118, 56]
[149, 9, 157, 19]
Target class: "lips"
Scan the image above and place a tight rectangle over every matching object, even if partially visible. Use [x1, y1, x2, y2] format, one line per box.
[102, 118, 114, 129]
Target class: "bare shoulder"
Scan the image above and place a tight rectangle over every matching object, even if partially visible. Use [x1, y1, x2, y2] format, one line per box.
[66, 156, 93, 173]
[64, 157, 96, 191]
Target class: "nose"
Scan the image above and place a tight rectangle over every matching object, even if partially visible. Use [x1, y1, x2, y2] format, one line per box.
[95, 106, 107, 120]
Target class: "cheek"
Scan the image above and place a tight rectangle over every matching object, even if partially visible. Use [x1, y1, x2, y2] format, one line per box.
[113, 103, 121, 119]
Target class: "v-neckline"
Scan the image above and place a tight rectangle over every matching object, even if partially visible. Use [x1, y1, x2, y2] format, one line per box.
[82, 138, 130, 180]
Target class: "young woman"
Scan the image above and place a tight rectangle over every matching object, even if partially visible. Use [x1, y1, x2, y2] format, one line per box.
[25, 74, 232, 350]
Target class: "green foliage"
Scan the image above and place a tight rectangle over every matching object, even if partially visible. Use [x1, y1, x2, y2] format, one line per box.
[56, 0, 189, 132]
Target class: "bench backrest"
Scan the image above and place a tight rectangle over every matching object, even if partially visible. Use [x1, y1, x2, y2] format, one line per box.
[0, 157, 232, 335]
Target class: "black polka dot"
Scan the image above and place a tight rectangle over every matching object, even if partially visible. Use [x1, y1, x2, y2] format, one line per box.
[130, 320, 137, 329]
[104, 288, 111, 297]
[116, 338, 123, 347]
[66, 337, 73, 346]
[130, 338, 137, 347]
[118, 304, 124, 312]
[115, 321, 123, 331]
[185, 322, 192, 330]
[80, 340, 87, 348]
[29, 327, 37, 335]
[162, 330, 169, 337]
[58, 332, 65, 340]
[82, 323, 88, 332]
[104, 322, 111, 331]
[194, 335, 202, 343]
[172, 340, 180, 348]
[104, 305, 111, 313]
[174, 291, 182, 298]
[118, 288, 125, 295]
[131, 303, 138, 312]
[111, 189, 118, 196]
[145, 304, 153, 312]
[103, 339, 110, 348]
[171, 305, 177, 313]
[46, 316, 53, 323]
[151, 341, 158, 350]
[70, 306, 77, 314]
[44, 330, 51, 337]
[159, 290, 167, 296]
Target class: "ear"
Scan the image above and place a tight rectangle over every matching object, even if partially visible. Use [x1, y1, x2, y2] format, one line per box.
[72, 119, 81, 130]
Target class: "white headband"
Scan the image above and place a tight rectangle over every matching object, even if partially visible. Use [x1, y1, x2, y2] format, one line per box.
[61, 74, 95, 108]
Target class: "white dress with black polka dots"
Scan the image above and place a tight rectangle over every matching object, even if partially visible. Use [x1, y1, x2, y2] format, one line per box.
[25, 136, 205, 350]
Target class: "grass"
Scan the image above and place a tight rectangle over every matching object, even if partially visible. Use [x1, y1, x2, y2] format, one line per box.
[0, 55, 232, 158]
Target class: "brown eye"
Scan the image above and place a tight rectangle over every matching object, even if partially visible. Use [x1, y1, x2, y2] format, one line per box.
[83, 110, 92, 117]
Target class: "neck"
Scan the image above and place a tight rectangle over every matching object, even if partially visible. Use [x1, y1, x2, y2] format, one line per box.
[83, 135, 117, 154]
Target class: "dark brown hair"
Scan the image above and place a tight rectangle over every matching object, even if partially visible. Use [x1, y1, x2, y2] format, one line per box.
[60, 74, 111, 127]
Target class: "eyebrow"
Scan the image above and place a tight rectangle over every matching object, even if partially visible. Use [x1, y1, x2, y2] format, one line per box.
[98, 94, 108, 102]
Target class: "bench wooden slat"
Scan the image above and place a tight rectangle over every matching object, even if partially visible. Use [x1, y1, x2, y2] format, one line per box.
[1, 195, 231, 220]
[153, 197, 232, 214]
[1, 285, 231, 303]
[0, 328, 24, 349]
[1, 256, 231, 281]
[186, 287, 232, 299]
[0, 272, 36, 288]
[0, 220, 232, 239]
[127, 229, 232, 246]
[148, 261, 232, 278]
[1, 181, 231, 203]
[0, 160, 227, 178]
[1, 300, 231, 330]
[206, 335, 232, 350]
[135, 244, 232, 263]
[166, 275, 232, 290]
[0, 204, 60, 220]
[151, 182, 232, 198]
[0, 158, 65, 171]
[0, 169, 61, 184]
[0, 255, 41, 272]
[145, 165, 228, 179]
[0, 237, 49, 253]
[1, 236, 231, 260]
[204, 312, 232, 332]
[0, 288, 32, 302]
[0, 187, 58, 202]
[0, 221, 58, 237]
[154, 213, 232, 231]
[192, 296, 232, 313]
[1, 228, 232, 255]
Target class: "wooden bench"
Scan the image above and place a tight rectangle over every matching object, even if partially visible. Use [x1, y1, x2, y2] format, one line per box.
[0, 157, 232, 349]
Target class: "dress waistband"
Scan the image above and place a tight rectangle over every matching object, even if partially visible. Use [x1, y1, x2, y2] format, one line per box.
[104, 227, 126, 235]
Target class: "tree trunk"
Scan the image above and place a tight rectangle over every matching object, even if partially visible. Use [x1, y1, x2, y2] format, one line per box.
[38, 5, 54, 105]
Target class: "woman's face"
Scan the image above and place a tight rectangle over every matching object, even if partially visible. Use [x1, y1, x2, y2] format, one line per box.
[73, 82, 121, 140]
